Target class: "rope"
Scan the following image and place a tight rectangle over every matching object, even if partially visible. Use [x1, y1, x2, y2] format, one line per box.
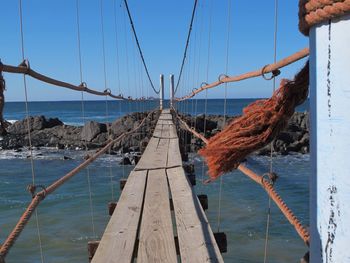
[0, 62, 132, 100]
[299, 0, 350, 35]
[18, 0, 44, 261]
[123, 0, 159, 95]
[0, 109, 157, 260]
[198, 61, 309, 179]
[175, 47, 309, 101]
[174, 0, 198, 95]
[75, 0, 96, 238]
[174, 112, 310, 245]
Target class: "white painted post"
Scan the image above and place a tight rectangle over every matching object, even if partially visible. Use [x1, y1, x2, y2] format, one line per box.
[309, 14, 350, 262]
[170, 74, 174, 108]
[159, 74, 164, 110]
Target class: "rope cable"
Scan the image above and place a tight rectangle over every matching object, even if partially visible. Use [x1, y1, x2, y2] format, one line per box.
[264, 1, 279, 262]
[18, 1, 44, 261]
[123, 0, 159, 95]
[174, 0, 198, 95]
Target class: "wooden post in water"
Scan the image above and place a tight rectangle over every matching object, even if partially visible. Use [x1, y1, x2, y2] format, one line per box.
[159, 74, 164, 110]
[170, 74, 174, 108]
[309, 14, 350, 262]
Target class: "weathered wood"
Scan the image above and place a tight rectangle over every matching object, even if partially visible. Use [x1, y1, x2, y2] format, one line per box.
[137, 169, 177, 263]
[213, 232, 227, 253]
[108, 202, 117, 216]
[94, 109, 223, 262]
[119, 178, 127, 190]
[167, 167, 224, 263]
[91, 170, 147, 263]
[88, 241, 100, 262]
[167, 138, 182, 167]
[136, 137, 169, 170]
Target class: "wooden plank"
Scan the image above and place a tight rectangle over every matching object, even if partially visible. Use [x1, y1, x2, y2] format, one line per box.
[162, 109, 171, 114]
[167, 138, 182, 167]
[168, 124, 178, 139]
[137, 169, 177, 263]
[92, 170, 148, 263]
[167, 167, 224, 263]
[136, 138, 169, 170]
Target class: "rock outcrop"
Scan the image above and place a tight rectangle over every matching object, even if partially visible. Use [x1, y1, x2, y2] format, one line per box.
[0, 110, 309, 156]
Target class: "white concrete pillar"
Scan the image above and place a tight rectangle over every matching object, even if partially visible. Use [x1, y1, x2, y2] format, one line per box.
[159, 74, 164, 110]
[170, 74, 174, 108]
[309, 14, 350, 262]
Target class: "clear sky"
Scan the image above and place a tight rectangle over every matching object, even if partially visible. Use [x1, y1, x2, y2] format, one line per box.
[0, 0, 308, 102]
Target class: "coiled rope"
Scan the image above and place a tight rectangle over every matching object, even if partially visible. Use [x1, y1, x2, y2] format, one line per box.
[299, 0, 350, 35]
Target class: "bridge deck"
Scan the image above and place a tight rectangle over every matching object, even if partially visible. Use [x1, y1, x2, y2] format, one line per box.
[92, 109, 223, 263]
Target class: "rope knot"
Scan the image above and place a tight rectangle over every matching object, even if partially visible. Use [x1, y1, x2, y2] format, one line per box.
[261, 65, 281, 80]
[26, 184, 47, 199]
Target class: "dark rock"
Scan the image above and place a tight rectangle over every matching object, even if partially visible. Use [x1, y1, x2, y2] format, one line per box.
[8, 115, 63, 135]
[81, 121, 107, 142]
[120, 156, 132, 165]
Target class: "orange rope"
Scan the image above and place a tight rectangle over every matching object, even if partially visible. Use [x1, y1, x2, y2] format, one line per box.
[0, 109, 157, 260]
[174, 110, 310, 245]
[175, 47, 309, 101]
[199, 62, 309, 179]
[299, 0, 350, 35]
[0, 61, 145, 101]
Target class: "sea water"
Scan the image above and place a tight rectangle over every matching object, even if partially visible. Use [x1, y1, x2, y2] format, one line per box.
[0, 100, 309, 263]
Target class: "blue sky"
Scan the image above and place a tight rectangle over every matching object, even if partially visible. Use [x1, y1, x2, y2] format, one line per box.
[0, 0, 308, 101]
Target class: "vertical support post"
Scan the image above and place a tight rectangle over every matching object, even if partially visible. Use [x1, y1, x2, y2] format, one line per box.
[170, 74, 174, 108]
[309, 14, 350, 262]
[159, 74, 164, 110]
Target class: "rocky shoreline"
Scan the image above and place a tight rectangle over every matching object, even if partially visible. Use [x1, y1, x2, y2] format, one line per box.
[0, 111, 309, 158]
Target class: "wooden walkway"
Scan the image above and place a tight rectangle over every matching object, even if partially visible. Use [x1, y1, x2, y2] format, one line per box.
[92, 109, 224, 263]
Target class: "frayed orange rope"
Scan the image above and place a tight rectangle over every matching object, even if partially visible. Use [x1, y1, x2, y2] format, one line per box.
[199, 62, 309, 180]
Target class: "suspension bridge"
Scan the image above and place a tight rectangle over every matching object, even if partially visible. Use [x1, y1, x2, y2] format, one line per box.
[1, 0, 350, 262]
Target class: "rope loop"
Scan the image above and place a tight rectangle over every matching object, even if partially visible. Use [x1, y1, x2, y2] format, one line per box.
[18, 59, 30, 70]
[79, 82, 87, 91]
[218, 74, 228, 83]
[26, 184, 47, 199]
[261, 65, 281, 80]
[200, 82, 208, 88]
[261, 172, 279, 186]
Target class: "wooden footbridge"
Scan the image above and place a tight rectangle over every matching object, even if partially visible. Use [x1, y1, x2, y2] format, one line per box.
[90, 109, 224, 262]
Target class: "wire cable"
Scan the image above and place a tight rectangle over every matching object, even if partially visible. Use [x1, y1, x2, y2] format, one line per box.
[123, 0, 159, 95]
[174, 0, 198, 95]
[264, 1, 279, 262]
[18, 1, 44, 261]
[217, 0, 232, 233]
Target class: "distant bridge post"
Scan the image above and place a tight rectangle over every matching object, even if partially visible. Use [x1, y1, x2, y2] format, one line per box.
[309, 14, 350, 262]
[170, 74, 174, 108]
[159, 74, 164, 110]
